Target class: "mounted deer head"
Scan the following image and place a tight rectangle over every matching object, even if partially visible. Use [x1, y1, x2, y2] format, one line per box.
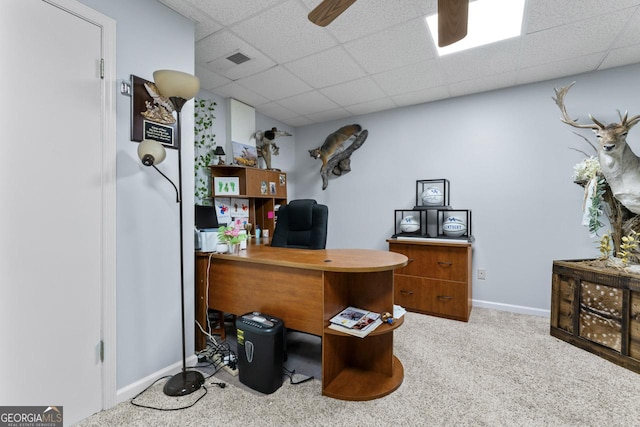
[553, 82, 640, 214]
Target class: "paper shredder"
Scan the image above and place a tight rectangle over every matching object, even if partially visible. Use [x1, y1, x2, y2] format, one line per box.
[235, 312, 285, 394]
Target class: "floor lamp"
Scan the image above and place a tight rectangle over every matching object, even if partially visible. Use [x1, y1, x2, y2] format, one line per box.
[137, 69, 204, 397]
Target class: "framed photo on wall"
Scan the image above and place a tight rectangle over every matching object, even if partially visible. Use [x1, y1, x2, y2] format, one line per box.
[130, 74, 177, 149]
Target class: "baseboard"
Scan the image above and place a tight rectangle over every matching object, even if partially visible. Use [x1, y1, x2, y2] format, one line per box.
[472, 299, 550, 318]
[116, 355, 199, 403]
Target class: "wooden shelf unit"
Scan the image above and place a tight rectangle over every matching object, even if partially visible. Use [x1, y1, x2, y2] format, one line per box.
[209, 165, 287, 238]
[321, 269, 404, 400]
[388, 239, 472, 322]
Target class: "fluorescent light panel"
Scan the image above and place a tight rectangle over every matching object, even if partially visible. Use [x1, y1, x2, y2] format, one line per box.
[426, 0, 526, 56]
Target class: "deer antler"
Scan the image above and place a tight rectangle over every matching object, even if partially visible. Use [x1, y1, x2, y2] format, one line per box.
[619, 110, 640, 129]
[553, 82, 603, 130]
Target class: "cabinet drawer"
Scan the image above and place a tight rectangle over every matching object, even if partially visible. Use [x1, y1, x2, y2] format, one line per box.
[394, 275, 468, 319]
[390, 244, 468, 281]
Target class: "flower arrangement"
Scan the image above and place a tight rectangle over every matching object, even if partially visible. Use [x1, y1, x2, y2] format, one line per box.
[217, 220, 248, 245]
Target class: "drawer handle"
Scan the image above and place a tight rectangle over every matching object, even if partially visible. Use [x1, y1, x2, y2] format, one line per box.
[437, 295, 453, 300]
[437, 261, 453, 267]
[400, 290, 414, 296]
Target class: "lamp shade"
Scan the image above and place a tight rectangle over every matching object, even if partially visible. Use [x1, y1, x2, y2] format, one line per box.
[214, 146, 225, 156]
[138, 139, 167, 166]
[153, 70, 200, 100]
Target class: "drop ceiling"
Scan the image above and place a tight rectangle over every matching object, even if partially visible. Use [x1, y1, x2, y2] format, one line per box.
[157, 0, 640, 127]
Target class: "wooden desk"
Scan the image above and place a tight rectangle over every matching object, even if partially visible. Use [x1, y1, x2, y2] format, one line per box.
[195, 245, 408, 400]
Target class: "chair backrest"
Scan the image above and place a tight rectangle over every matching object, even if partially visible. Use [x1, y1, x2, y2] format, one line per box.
[271, 199, 328, 249]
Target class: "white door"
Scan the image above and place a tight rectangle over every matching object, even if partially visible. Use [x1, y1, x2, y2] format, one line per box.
[0, 0, 114, 425]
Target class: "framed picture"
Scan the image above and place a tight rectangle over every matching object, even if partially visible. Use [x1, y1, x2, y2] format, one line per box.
[214, 177, 240, 196]
[130, 74, 177, 148]
[232, 141, 258, 167]
[279, 174, 286, 186]
[269, 182, 276, 195]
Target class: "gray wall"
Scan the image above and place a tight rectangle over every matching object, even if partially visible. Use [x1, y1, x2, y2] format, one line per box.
[292, 63, 640, 315]
[78, 0, 196, 390]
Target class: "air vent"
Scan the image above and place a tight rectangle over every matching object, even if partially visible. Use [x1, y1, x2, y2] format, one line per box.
[226, 52, 251, 65]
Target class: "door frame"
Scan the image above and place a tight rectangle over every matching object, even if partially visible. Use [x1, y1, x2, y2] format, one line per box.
[43, 0, 117, 410]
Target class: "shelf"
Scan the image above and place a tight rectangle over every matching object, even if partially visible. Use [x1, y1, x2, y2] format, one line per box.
[324, 316, 404, 337]
[322, 356, 404, 401]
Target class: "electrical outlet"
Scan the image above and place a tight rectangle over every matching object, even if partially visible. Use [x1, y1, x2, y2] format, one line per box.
[477, 269, 486, 280]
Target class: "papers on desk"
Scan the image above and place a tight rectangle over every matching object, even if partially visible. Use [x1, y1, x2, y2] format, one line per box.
[328, 306, 387, 338]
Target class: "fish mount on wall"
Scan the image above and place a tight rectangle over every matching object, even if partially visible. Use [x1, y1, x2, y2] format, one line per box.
[309, 124, 368, 190]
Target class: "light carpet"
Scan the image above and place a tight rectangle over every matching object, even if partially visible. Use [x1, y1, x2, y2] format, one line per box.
[76, 308, 640, 426]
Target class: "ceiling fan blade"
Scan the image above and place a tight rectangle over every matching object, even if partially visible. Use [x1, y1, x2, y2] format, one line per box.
[308, 0, 357, 27]
[438, 0, 468, 47]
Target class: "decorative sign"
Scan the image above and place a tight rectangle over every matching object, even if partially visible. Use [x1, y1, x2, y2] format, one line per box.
[130, 74, 177, 148]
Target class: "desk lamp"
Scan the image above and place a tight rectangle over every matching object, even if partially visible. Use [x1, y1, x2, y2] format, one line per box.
[137, 69, 204, 397]
[214, 146, 225, 164]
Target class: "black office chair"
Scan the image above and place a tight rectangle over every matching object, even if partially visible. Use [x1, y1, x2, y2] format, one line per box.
[271, 199, 328, 249]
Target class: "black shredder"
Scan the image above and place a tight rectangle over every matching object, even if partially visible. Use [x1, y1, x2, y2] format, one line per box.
[235, 312, 285, 394]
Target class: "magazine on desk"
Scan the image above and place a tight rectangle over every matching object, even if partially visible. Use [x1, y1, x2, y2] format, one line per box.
[329, 306, 379, 328]
[329, 306, 382, 338]
[328, 317, 383, 338]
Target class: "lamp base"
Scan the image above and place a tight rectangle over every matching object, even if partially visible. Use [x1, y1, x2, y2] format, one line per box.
[163, 370, 205, 396]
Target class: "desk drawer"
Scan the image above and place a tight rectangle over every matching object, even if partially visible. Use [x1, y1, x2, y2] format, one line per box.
[395, 275, 468, 319]
[390, 244, 468, 281]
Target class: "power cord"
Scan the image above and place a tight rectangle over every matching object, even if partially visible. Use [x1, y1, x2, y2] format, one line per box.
[283, 367, 314, 385]
[130, 374, 210, 411]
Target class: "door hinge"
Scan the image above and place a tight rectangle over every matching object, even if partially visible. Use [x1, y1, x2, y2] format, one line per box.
[100, 58, 104, 79]
[100, 340, 104, 362]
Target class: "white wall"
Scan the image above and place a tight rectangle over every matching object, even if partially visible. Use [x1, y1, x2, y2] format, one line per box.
[78, 0, 196, 390]
[292, 63, 640, 315]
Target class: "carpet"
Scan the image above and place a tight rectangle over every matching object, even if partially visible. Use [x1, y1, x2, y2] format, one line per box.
[75, 308, 640, 426]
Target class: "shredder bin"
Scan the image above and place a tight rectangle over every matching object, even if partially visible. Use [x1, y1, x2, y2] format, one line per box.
[235, 312, 285, 394]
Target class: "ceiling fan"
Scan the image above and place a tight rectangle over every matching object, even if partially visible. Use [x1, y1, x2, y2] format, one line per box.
[308, 0, 468, 47]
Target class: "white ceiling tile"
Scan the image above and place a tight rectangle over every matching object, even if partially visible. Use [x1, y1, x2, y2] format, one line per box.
[320, 77, 387, 106]
[344, 18, 436, 75]
[206, 54, 276, 80]
[391, 86, 451, 107]
[525, 0, 640, 33]
[188, 0, 285, 26]
[305, 108, 353, 123]
[282, 115, 316, 127]
[520, 9, 632, 68]
[599, 45, 640, 70]
[372, 60, 444, 96]
[211, 82, 269, 107]
[613, 8, 640, 48]
[344, 98, 398, 116]
[277, 91, 339, 115]
[237, 66, 313, 100]
[301, 0, 423, 43]
[285, 46, 366, 88]
[448, 72, 518, 98]
[255, 102, 298, 121]
[231, 0, 337, 63]
[195, 20, 222, 42]
[195, 65, 232, 90]
[516, 53, 603, 86]
[196, 31, 248, 64]
[439, 39, 520, 83]
[187, 0, 640, 126]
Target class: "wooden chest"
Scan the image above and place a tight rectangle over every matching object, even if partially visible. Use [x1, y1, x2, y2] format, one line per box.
[551, 260, 640, 373]
[388, 239, 472, 322]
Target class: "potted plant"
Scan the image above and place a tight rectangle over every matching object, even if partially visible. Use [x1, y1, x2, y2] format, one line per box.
[217, 220, 248, 254]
